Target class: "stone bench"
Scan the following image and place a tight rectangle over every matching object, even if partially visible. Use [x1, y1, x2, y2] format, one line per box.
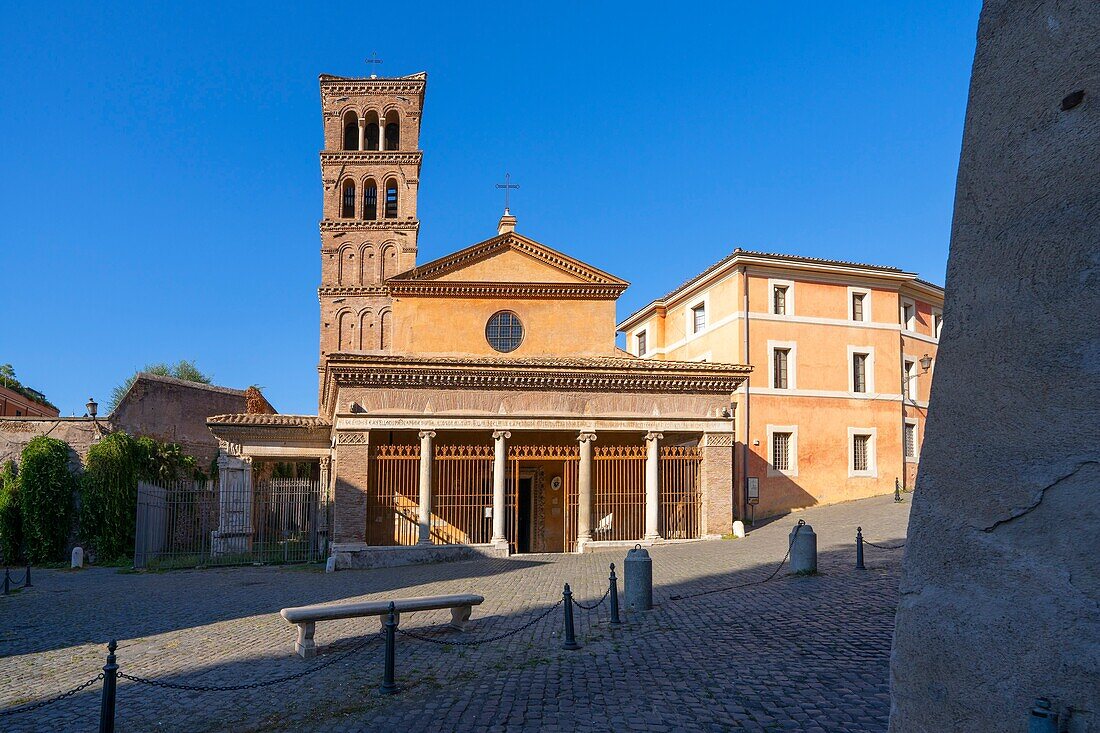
[279, 593, 485, 658]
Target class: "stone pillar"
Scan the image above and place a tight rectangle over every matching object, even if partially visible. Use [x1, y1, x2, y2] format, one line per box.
[378, 120, 386, 151]
[700, 432, 735, 537]
[317, 455, 332, 535]
[491, 430, 510, 550]
[212, 452, 253, 555]
[332, 432, 370, 545]
[357, 117, 366, 151]
[644, 432, 663, 541]
[890, 3, 1100, 730]
[417, 430, 436, 545]
[576, 432, 597, 552]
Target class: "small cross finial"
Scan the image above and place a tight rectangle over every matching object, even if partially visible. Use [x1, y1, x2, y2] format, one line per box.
[365, 52, 383, 79]
[495, 172, 520, 211]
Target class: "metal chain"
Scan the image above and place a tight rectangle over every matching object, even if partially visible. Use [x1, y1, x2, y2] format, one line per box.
[396, 598, 564, 647]
[0, 673, 104, 717]
[863, 540, 905, 550]
[571, 586, 610, 610]
[669, 522, 803, 602]
[119, 632, 382, 692]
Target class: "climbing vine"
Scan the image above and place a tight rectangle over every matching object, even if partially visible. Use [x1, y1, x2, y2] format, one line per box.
[19, 436, 77, 563]
[0, 461, 21, 563]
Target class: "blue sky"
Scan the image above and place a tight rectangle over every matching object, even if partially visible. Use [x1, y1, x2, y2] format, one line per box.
[0, 1, 981, 416]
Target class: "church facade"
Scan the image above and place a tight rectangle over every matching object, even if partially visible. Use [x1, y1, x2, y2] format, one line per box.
[208, 72, 750, 567]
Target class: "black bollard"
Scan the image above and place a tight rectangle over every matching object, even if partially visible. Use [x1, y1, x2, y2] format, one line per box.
[24, 562, 31, 588]
[894, 478, 903, 503]
[855, 527, 866, 570]
[379, 602, 398, 695]
[562, 584, 581, 650]
[609, 564, 622, 625]
[98, 640, 118, 733]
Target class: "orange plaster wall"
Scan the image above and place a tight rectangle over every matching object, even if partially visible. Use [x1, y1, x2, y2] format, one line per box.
[393, 296, 619, 357]
[627, 264, 944, 518]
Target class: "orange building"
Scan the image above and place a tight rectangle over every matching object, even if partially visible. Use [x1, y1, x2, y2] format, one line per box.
[618, 250, 943, 520]
[0, 382, 58, 418]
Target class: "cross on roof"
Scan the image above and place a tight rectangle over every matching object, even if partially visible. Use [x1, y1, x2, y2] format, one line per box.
[495, 172, 520, 210]
[365, 52, 383, 78]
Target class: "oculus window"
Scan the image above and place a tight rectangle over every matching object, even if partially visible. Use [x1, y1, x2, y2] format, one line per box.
[486, 311, 523, 353]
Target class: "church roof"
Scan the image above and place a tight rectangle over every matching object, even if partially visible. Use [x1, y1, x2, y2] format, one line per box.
[206, 414, 330, 428]
[388, 231, 629, 295]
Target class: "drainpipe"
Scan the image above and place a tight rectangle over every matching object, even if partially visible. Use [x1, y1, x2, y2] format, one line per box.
[899, 321, 906, 491]
[741, 266, 751, 522]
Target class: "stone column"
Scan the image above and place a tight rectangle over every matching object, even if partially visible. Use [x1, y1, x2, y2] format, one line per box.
[576, 432, 597, 552]
[491, 430, 510, 550]
[357, 117, 366, 151]
[317, 455, 332, 534]
[644, 432, 663, 541]
[417, 430, 436, 545]
[213, 452, 253, 555]
[379, 120, 386, 151]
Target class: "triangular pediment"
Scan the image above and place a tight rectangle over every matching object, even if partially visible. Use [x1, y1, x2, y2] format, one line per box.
[389, 232, 628, 287]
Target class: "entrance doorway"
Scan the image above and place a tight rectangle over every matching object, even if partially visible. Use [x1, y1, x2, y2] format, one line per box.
[517, 476, 534, 553]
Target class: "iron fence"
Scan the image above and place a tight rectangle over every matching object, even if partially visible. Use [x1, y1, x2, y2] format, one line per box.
[134, 478, 330, 569]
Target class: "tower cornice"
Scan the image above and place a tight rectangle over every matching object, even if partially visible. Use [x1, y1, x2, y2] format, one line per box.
[320, 151, 423, 166]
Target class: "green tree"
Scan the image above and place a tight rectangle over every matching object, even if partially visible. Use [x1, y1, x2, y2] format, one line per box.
[80, 432, 198, 561]
[19, 437, 76, 563]
[108, 360, 213, 412]
[0, 461, 22, 563]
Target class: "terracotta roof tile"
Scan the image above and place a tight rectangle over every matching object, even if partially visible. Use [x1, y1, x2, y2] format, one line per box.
[206, 414, 329, 428]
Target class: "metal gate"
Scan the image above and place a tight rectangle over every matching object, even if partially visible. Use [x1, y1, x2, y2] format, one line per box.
[433, 445, 495, 544]
[592, 445, 647, 542]
[659, 446, 702, 539]
[509, 445, 579, 553]
[134, 478, 330, 569]
[368, 445, 420, 546]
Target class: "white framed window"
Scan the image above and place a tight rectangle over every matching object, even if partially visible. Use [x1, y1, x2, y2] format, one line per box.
[904, 419, 919, 461]
[903, 359, 915, 400]
[767, 424, 798, 477]
[932, 308, 943, 339]
[635, 329, 648, 357]
[848, 427, 878, 477]
[900, 298, 916, 332]
[767, 340, 797, 390]
[847, 286, 872, 322]
[692, 303, 706, 333]
[847, 346, 875, 394]
[768, 278, 795, 316]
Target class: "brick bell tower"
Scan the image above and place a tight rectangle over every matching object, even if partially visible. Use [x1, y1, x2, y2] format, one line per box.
[316, 71, 426, 385]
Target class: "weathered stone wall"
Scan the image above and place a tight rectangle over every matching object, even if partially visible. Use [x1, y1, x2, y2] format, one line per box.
[0, 374, 257, 471]
[889, 2, 1099, 731]
[110, 375, 250, 468]
[0, 418, 105, 469]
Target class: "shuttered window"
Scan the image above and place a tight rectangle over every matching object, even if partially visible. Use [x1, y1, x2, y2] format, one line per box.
[904, 424, 917, 458]
[773, 286, 788, 315]
[773, 348, 790, 389]
[692, 304, 706, 333]
[853, 353, 868, 393]
[852, 293, 865, 321]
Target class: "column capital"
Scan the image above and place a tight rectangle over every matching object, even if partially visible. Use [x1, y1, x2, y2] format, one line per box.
[418, 430, 437, 440]
[577, 431, 597, 444]
[319, 455, 332, 469]
[644, 431, 664, 443]
[357, 117, 367, 126]
[492, 430, 511, 440]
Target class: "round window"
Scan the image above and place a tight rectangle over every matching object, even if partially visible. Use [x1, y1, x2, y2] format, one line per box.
[485, 311, 523, 353]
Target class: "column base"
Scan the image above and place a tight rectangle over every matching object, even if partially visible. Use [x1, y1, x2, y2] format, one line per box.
[643, 532, 662, 542]
[490, 537, 511, 552]
[576, 533, 593, 553]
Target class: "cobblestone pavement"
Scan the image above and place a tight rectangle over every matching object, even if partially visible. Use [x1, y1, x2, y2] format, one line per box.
[0, 495, 911, 732]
